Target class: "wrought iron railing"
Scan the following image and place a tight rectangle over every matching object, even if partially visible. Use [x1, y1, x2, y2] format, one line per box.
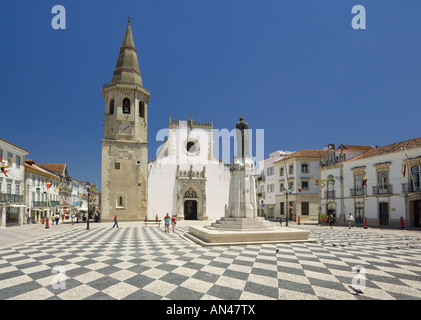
[0, 194, 24, 204]
[32, 201, 49, 208]
[372, 185, 393, 195]
[402, 183, 421, 193]
[350, 187, 366, 197]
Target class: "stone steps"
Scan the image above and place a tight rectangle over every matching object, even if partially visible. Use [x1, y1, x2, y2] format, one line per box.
[210, 217, 274, 231]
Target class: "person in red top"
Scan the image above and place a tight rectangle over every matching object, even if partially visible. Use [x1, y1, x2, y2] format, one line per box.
[171, 215, 176, 232]
[113, 215, 119, 228]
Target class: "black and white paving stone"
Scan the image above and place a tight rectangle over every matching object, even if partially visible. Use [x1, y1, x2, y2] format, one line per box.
[0, 223, 420, 300]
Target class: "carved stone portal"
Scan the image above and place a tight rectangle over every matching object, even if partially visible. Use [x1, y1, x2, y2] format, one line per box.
[176, 166, 207, 220]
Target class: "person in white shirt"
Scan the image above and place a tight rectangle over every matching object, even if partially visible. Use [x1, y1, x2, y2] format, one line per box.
[347, 213, 355, 229]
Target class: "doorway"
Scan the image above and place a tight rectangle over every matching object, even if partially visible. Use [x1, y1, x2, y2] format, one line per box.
[379, 202, 389, 226]
[184, 200, 197, 220]
[414, 200, 421, 227]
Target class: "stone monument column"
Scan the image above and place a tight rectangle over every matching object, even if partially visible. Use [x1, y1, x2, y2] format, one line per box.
[185, 115, 311, 245]
[211, 116, 268, 230]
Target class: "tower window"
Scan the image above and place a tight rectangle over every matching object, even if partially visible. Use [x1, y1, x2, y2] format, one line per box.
[109, 99, 114, 115]
[115, 162, 120, 170]
[139, 101, 145, 118]
[119, 196, 123, 207]
[123, 98, 131, 114]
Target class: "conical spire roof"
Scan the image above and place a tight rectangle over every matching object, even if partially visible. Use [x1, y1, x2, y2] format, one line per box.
[111, 18, 143, 86]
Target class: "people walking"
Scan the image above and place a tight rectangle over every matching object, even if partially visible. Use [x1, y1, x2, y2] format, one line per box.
[113, 215, 119, 228]
[328, 213, 335, 229]
[164, 214, 170, 233]
[347, 212, 355, 229]
[71, 213, 75, 225]
[171, 215, 177, 232]
[55, 213, 60, 225]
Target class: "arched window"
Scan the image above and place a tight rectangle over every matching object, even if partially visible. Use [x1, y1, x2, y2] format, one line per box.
[119, 196, 123, 207]
[139, 101, 145, 118]
[123, 98, 131, 114]
[109, 99, 114, 115]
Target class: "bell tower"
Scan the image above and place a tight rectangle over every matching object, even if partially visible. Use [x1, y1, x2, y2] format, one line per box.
[101, 18, 151, 221]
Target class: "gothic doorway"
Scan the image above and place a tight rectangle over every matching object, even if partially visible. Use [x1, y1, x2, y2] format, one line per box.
[184, 200, 197, 220]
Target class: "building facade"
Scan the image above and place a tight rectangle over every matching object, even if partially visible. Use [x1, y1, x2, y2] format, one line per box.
[148, 115, 231, 220]
[274, 149, 327, 223]
[24, 159, 61, 224]
[319, 138, 421, 227]
[0, 138, 30, 227]
[256, 150, 293, 219]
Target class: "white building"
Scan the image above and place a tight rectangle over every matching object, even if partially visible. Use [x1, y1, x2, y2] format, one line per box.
[0, 138, 30, 227]
[24, 159, 61, 224]
[256, 150, 294, 218]
[319, 138, 421, 227]
[148, 115, 231, 220]
[274, 149, 327, 223]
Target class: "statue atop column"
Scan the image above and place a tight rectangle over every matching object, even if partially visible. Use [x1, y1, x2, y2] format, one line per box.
[236, 115, 249, 160]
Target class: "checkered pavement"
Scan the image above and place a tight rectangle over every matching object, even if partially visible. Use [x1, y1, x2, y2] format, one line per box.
[0, 223, 420, 300]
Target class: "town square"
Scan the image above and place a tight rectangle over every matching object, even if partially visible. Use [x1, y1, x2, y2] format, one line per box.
[0, 0, 420, 308]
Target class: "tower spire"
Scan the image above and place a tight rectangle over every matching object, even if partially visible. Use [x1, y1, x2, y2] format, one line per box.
[111, 18, 143, 86]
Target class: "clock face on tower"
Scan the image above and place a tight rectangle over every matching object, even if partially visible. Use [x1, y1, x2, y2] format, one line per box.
[119, 123, 133, 134]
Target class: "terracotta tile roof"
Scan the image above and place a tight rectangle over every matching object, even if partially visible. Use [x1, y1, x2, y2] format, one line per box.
[337, 144, 373, 152]
[275, 150, 327, 163]
[347, 137, 421, 161]
[24, 160, 60, 179]
[36, 163, 67, 176]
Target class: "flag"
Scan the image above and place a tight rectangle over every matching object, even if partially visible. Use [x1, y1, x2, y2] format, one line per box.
[46, 182, 52, 189]
[298, 187, 301, 192]
[363, 178, 367, 187]
[1, 166, 8, 177]
[402, 164, 407, 178]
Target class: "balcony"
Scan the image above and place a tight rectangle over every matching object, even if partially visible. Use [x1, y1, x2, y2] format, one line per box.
[257, 176, 265, 182]
[32, 201, 49, 208]
[324, 190, 336, 199]
[350, 187, 366, 197]
[402, 183, 421, 193]
[0, 194, 24, 204]
[257, 192, 266, 198]
[372, 185, 393, 195]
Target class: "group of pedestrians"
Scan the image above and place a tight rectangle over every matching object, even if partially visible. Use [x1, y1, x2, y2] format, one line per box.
[164, 213, 177, 233]
[111, 214, 177, 232]
[50, 213, 61, 226]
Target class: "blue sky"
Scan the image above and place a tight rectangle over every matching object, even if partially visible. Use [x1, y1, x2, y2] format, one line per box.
[1, 0, 420, 187]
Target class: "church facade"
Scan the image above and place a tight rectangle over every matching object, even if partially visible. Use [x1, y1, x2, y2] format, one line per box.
[147, 115, 231, 220]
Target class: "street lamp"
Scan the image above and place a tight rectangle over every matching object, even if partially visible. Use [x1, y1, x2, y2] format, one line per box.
[284, 188, 290, 227]
[86, 183, 91, 230]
